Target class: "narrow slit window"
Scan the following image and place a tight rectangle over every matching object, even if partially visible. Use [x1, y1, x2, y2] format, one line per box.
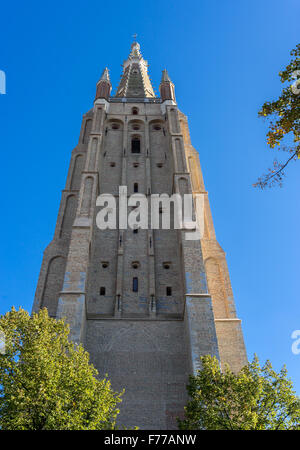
[133, 277, 138, 292]
[100, 287, 106, 295]
[134, 183, 138, 193]
[166, 286, 172, 296]
[131, 138, 140, 153]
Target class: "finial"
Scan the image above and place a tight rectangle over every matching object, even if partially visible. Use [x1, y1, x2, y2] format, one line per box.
[132, 33, 138, 42]
[129, 39, 141, 58]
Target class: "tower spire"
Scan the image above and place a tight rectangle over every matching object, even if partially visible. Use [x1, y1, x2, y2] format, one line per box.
[95, 67, 111, 102]
[161, 69, 172, 82]
[115, 41, 155, 98]
[100, 67, 110, 82]
[159, 69, 176, 102]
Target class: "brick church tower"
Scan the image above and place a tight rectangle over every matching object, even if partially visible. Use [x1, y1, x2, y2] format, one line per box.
[32, 40, 247, 429]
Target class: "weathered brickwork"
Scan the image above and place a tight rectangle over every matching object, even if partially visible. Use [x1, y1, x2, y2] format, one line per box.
[32, 41, 247, 429]
[180, 113, 247, 371]
[85, 320, 189, 429]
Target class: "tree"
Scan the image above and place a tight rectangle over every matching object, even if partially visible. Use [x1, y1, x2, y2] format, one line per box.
[254, 44, 300, 188]
[0, 308, 122, 430]
[178, 355, 300, 430]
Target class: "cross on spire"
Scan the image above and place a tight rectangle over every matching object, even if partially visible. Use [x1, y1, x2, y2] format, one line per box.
[132, 33, 138, 41]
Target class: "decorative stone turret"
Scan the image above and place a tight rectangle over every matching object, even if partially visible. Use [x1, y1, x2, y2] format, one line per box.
[159, 69, 176, 102]
[95, 67, 111, 101]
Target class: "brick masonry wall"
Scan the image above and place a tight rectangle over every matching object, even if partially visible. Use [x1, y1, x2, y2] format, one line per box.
[33, 95, 247, 431]
[85, 319, 189, 430]
[179, 111, 248, 371]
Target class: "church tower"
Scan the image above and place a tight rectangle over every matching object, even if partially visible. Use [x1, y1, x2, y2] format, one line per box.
[32, 40, 247, 429]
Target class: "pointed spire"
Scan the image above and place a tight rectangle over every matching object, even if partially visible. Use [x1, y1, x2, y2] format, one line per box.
[115, 40, 155, 98]
[161, 69, 172, 83]
[95, 67, 111, 102]
[100, 67, 110, 83]
[159, 69, 176, 102]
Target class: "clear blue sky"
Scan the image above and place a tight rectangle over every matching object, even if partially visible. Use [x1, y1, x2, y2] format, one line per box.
[0, 0, 299, 392]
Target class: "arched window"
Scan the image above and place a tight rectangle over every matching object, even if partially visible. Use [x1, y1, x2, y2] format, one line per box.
[166, 286, 172, 296]
[134, 183, 138, 193]
[100, 287, 106, 295]
[131, 137, 140, 153]
[133, 277, 138, 292]
[132, 107, 138, 115]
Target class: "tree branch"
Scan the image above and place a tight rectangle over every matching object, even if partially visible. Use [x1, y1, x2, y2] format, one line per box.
[254, 150, 298, 188]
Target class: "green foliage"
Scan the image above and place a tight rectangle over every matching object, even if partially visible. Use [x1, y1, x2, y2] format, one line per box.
[0, 308, 122, 430]
[255, 44, 300, 188]
[178, 355, 300, 430]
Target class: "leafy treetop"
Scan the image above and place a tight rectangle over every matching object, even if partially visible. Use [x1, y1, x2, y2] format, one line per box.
[0, 307, 122, 430]
[255, 44, 300, 188]
[178, 354, 300, 430]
